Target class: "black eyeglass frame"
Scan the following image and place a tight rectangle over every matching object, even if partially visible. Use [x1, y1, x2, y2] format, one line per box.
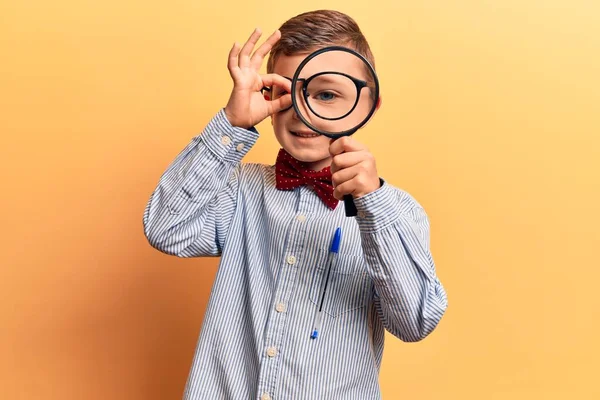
[263, 72, 369, 123]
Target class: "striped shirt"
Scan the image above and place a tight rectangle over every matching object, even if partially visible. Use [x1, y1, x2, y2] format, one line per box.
[143, 109, 448, 400]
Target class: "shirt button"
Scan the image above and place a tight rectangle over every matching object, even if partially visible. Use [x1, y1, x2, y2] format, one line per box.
[357, 211, 366, 219]
[286, 255, 296, 265]
[266, 346, 278, 357]
[275, 303, 286, 313]
[236, 143, 245, 152]
[221, 136, 231, 146]
[261, 393, 271, 400]
[296, 214, 306, 222]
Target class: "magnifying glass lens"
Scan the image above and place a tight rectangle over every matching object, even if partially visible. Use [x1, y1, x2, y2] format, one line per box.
[291, 48, 378, 138]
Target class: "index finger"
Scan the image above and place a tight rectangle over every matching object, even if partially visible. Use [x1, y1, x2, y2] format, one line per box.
[260, 73, 291, 92]
[329, 136, 366, 156]
[239, 28, 263, 68]
[250, 30, 282, 70]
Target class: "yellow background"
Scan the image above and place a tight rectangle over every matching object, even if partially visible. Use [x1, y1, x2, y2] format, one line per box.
[1, 0, 599, 398]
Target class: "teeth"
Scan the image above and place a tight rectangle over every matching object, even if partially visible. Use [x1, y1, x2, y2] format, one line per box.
[292, 131, 319, 138]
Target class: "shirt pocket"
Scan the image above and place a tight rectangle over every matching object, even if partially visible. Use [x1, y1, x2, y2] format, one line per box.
[308, 249, 371, 318]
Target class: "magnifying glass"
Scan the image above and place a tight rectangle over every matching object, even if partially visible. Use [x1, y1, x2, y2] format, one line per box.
[289, 46, 380, 216]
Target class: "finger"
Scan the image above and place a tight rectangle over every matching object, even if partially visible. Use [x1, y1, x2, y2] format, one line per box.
[251, 30, 281, 70]
[260, 74, 292, 92]
[227, 42, 242, 79]
[333, 175, 362, 200]
[330, 150, 372, 174]
[239, 28, 262, 68]
[331, 163, 360, 187]
[266, 93, 292, 114]
[329, 136, 367, 156]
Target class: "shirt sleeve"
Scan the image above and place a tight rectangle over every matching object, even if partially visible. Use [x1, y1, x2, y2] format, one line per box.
[142, 109, 259, 257]
[353, 180, 448, 342]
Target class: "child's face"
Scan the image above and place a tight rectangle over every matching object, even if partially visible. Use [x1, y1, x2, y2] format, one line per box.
[270, 50, 375, 171]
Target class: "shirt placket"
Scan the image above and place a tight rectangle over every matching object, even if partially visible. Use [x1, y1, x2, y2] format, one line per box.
[256, 186, 314, 400]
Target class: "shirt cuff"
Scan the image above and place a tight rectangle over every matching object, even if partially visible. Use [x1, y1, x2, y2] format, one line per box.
[353, 178, 402, 232]
[199, 108, 260, 164]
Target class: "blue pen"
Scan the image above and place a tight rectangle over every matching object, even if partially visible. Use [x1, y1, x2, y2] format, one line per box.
[310, 227, 342, 340]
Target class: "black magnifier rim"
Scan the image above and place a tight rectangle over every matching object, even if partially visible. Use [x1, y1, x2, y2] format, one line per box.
[290, 46, 379, 138]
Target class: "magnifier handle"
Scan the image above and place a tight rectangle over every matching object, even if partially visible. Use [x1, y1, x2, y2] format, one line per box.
[343, 194, 358, 217]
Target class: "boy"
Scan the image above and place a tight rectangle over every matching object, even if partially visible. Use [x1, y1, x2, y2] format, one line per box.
[143, 10, 447, 400]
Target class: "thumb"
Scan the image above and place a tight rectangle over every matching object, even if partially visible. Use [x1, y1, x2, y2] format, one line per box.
[268, 93, 292, 114]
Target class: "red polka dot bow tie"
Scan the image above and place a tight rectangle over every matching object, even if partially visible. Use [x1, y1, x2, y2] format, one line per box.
[275, 148, 339, 210]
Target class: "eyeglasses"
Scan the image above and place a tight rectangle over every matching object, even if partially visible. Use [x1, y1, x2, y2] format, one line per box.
[262, 73, 369, 120]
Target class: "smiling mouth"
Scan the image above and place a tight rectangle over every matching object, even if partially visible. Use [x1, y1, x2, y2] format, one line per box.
[291, 131, 320, 138]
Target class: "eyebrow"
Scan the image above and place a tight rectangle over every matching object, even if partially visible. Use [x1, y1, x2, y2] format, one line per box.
[282, 76, 307, 82]
[310, 75, 339, 84]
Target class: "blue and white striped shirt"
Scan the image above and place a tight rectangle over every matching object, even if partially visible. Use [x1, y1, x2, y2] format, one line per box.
[143, 109, 448, 400]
